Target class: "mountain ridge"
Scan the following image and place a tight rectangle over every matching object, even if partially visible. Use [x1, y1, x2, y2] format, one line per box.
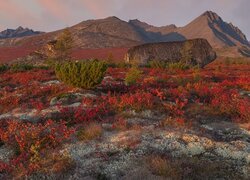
[0, 26, 43, 39]
[0, 11, 249, 50]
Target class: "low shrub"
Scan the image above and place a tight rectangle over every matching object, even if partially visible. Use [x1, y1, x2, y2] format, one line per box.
[148, 60, 167, 69]
[0, 120, 75, 177]
[148, 155, 242, 179]
[10, 63, 34, 72]
[148, 155, 181, 178]
[0, 64, 9, 73]
[167, 62, 190, 70]
[55, 60, 107, 89]
[77, 123, 103, 141]
[105, 91, 156, 112]
[124, 67, 142, 86]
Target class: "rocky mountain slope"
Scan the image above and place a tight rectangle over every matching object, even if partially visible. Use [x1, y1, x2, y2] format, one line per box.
[176, 11, 250, 48]
[0, 11, 248, 50]
[0, 26, 43, 39]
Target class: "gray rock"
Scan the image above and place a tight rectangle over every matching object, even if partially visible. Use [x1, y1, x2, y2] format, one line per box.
[50, 93, 97, 106]
[125, 39, 216, 67]
[42, 80, 60, 85]
[0, 145, 14, 163]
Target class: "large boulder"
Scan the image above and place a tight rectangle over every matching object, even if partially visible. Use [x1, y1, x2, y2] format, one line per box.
[125, 39, 217, 67]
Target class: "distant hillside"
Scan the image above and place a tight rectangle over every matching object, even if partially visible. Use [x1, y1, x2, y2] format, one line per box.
[0, 26, 43, 39]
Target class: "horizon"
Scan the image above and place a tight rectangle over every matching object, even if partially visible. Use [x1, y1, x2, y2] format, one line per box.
[0, 0, 249, 40]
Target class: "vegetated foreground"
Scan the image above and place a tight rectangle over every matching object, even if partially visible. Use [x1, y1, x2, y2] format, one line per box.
[0, 58, 250, 179]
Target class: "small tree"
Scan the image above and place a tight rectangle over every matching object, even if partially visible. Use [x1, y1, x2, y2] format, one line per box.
[124, 67, 142, 86]
[55, 28, 73, 61]
[46, 29, 73, 64]
[107, 52, 114, 63]
[55, 60, 108, 89]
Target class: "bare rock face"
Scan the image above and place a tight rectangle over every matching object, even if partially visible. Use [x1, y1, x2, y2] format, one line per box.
[125, 39, 217, 67]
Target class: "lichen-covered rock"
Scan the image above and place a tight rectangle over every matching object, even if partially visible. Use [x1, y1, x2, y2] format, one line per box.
[125, 39, 216, 67]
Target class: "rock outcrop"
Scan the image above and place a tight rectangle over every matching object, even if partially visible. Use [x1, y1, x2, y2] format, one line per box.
[125, 39, 217, 67]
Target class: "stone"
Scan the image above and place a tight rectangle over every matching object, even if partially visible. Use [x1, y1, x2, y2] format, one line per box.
[50, 93, 97, 106]
[181, 134, 200, 143]
[125, 39, 216, 67]
[42, 80, 60, 85]
[0, 145, 14, 163]
[186, 142, 205, 156]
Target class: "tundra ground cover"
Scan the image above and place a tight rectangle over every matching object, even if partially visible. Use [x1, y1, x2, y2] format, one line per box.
[0, 59, 250, 178]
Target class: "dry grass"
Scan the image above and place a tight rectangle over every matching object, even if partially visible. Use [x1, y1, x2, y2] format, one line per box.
[77, 123, 103, 141]
[112, 118, 128, 131]
[159, 117, 189, 128]
[40, 152, 75, 174]
[147, 155, 181, 178]
[147, 155, 243, 179]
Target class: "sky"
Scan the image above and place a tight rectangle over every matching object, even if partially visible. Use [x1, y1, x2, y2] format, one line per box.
[0, 0, 249, 39]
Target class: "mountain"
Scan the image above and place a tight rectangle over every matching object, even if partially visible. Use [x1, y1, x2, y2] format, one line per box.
[0, 26, 43, 39]
[0, 11, 249, 50]
[128, 19, 185, 42]
[129, 19, 177, 35]
[175, 11, 250, 48]
[129, 11, 249, 48]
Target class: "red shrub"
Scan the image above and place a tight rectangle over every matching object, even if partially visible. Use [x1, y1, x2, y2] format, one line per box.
[104, 91, 156, 112]
[210, 90, 250, 123]
[0, 120, 75, 176]
[164, 98, 188, 117]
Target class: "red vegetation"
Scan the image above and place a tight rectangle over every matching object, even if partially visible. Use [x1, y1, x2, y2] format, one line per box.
[0, 47, 128, 63]
[0, 120, 74, 176]
[0, 47, 37, 63]
[0, 58, 250, 177]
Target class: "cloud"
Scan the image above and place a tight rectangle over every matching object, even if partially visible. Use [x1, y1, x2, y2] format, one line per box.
[36, 0, 72, 22]
[0, 0, 38, 28]
[0, 0, 249, 39]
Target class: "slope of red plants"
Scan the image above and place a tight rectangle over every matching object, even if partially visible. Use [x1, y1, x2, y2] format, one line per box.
[0, 47, 38, 63]
[0, 46, 129, 63]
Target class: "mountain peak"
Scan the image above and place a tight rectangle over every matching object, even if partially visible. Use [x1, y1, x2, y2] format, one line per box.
[105, 16, 121, 21]
[16, 26, 24, 31]
[202, 10, 222, 22]
[0, 27, 42, 39]
[129, 19, 153, 29]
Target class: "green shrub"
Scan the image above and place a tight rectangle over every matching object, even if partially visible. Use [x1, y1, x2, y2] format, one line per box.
[106, 61, 131, 68]
[44, 58, 58, 68]
[124, 67, 142, 86]
[167, 62, 190, 70]
[55, 60, 107, 89]
[148, 60, 167, 68]
[0, 64, 9, 73]
[10, 63, 34, 72]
